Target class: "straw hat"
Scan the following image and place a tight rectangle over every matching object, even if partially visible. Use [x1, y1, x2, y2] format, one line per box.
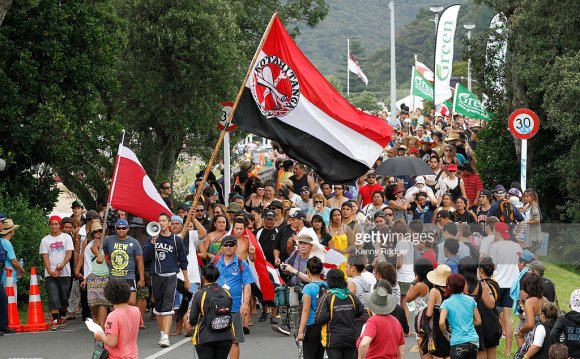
[427, 264, 452, 287]
[0, 219, 20, 235]
[403, 136, 421, 148]
[444, 132, 461, 142]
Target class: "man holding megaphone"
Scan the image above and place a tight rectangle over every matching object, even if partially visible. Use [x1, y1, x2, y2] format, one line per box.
[143, 213, 190, 349]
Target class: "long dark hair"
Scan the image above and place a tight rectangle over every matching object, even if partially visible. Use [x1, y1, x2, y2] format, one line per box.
[210, 213, 230, 232]
[312, 215, 329, 236]
[458, 257, 479, 294]
[414, 258, 434, 288]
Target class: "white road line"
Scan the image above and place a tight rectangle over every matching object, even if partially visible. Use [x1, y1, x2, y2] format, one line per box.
[143, 337, 190, 359]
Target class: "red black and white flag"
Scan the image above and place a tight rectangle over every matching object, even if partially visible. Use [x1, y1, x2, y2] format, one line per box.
[107, 145, 172, 222]
[415, 60, 435, 83]
[233, 15, 392, 183]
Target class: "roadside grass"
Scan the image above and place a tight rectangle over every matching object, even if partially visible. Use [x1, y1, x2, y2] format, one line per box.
[496, 260, 579, 359]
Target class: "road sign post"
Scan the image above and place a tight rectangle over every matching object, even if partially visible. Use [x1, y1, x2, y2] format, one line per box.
[508, 108, 540, 191]
[219, 102, 237, 205]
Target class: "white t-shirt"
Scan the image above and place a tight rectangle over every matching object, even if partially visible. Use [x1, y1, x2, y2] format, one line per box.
[532, 324, 547, 347]
[489, 240, 522, 288]
[361, 270, 377, 290]
[39, 233, 74, 277]
[479, 234, 494, 258]
[396, 240, 415, 283]
[83, 239, 93, 278]
[177, 230, 202, 284]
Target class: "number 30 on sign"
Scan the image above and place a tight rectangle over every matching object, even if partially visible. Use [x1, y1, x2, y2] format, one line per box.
[508, 108, 540, 140]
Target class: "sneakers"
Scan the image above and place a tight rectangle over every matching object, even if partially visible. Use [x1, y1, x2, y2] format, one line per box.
[270, 315, 280, 325]
[243, 326, 250, 335]
[51, 320, 59, 331]
[159, 337, 170, 348]
[271, 323, 291, 336]
[259, 312, 268, 322]
[58, 317, 67, 329]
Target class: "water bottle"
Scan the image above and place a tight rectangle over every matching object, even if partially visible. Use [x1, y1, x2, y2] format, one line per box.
[17, 258, 24, 279]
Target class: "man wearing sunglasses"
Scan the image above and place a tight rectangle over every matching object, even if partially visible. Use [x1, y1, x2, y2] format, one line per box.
[215, 235, 253, 359]
[357, 171, 384, 208]
[102, 218, 145, 307]
[159, 180, 174, 212]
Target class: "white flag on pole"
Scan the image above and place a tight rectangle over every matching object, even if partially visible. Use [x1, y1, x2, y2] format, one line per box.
[348, 52, 369, 86]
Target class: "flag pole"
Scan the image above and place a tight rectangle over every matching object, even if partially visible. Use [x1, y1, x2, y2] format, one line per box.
[347, 38, 350, 96]
[180, 12, 279, 238]
[101, 129, 126, 247]
[411, 54, 417, 112]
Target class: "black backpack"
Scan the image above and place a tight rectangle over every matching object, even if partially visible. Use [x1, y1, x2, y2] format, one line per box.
[201, 284, 233, 332]
[498, 200, 516, 224]
[315, 282, 328, 302]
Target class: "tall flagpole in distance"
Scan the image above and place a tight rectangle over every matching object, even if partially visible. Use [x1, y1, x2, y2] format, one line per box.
[347, 38, 350, 96]
[180, 12, 279, 239]
[389, 1, 397, 125]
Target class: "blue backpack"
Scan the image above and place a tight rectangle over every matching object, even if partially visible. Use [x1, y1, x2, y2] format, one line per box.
[0, 240, 7, 275]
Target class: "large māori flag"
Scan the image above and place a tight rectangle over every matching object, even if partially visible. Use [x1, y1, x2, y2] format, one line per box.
[233, 15, 392, 183]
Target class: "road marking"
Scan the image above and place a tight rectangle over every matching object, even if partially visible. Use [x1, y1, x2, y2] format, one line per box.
[143, 337, 190, 359]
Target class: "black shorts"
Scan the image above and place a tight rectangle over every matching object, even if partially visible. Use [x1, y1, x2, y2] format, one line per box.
[151, 274, 177, 315]
[45, 276, 71, 310]
[497, 288, 513, 308]
[124, 279, 137, 292]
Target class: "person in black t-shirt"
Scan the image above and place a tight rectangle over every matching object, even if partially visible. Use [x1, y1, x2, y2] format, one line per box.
[528, 261, 556, 303]
[254, 210, 279, 266]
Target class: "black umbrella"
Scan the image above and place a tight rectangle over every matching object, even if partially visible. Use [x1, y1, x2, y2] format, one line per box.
[374, 156, 434, 177]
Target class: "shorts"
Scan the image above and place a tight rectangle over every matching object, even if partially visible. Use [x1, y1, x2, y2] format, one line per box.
[87, 274, 110, 307]
[45, 276, 71, 310]
[497, 288, 513, 308]
[151, 274, 177, 316]
[399, 281, 412, 296]
[231, 312, 245, 344]
[124, 279, 137, 292]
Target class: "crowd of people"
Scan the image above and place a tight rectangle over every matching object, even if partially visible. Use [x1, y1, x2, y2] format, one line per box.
[0, 109, 579, 359]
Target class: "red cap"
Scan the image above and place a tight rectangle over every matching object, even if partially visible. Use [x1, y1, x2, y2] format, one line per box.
[447, 164, 458, 171]
[495, 222, 510, 240]
[408, 148, 420, 155]
[48, 215, 62, 224]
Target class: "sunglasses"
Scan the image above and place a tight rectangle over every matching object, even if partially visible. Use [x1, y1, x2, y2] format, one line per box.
[116, 227, 128, 230]
[162, 186, 171, 190]
[314, 201, 323, 204]
[335, 187, 343, 190]
[222, 243, 236, 248]
[448, 170, 456, 173]
[195, 209, 205, 212]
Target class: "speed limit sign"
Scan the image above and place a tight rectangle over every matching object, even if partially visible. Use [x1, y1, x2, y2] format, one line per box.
[217, 101, 238, 132]
[508, 108, 540, 139]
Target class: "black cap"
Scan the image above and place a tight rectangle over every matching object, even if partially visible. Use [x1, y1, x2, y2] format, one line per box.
[269, 200, 283, 209]
[222, 235, 237, 245]
[264, 210, 276, 219]
[71, 200, 84, 209]
[289, 210, 306, 220]
[86, 210, 100, 220]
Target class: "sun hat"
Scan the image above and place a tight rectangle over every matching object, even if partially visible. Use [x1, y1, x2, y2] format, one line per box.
[0, 219, 20, 235]
[0, 213, 6, 222]
[91, 223, 103, 233]
[427, 264, 452, 287]
[240, 160, 255, 172]
[364, 286, 396, 315]
[296, 234, 314, 244]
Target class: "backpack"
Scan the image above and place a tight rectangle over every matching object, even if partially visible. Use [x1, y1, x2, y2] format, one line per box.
[315, 282, 329, 302]
[201, 284, 233, 332]
[498, 200, 515, 224]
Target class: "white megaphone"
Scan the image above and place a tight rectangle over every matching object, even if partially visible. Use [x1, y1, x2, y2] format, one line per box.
[146, 221, 161, 237]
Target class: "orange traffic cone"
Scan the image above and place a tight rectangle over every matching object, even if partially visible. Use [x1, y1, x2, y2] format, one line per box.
[5, 268, 22, 332]
[21, 267, 49, 332]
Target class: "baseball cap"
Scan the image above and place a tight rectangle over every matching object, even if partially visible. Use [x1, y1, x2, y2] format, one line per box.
[71, 200, 84, 209]
[447, 164, 458, 171]
[0, 213, 6, 221]
[299, 186, 310, 194]
[374, 211, 387, 220]
[86, 210, 100, 220]
[170, 215, 184, 225]
[480, 189, 492, 200]
[494, 184, 506, 194]
[49, 215, 62, 224]
[508, 188, 522, 197]
[494, 222, 510, 239]
[519, 249, 535, 264]
[436, 210, 451, 221]
[528, 261, 545, 276]
[226, 202, 242, 213]
[269, 200, 283, 209]
[408, 147, 420, 156]
[115, 219, 129, 227]
[222, 235, 237, 245]
[289, 210, 306, 220]
[264, 210, 276, 219]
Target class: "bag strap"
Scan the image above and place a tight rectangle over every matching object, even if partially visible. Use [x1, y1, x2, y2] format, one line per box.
[200, 290, 208, 316]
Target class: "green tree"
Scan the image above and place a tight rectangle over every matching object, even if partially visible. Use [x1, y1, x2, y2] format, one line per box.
[326, 74, 343, 93]
[347, 91, 381, 113]
[0, 0, 126, 211]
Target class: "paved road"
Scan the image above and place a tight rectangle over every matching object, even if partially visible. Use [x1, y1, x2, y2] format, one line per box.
[1, 313, 421, 359]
